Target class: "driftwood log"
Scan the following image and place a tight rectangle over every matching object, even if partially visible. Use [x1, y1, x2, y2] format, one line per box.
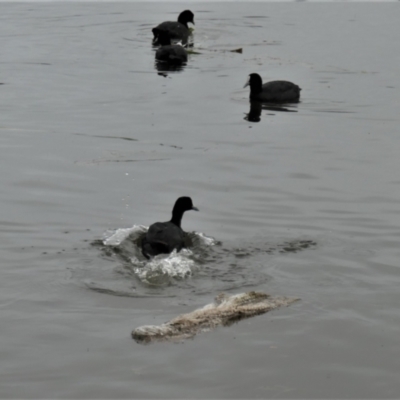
[132, 291, 299, 343]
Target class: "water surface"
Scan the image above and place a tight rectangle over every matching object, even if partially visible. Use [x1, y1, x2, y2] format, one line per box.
[1, 2, 400, 398]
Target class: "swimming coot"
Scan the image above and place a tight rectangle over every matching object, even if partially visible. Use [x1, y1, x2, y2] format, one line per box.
[141, 197, 199, 259]
[244, 73, 301, 103]
[155, 30, 188, 64]
[152, 10, 194, 45]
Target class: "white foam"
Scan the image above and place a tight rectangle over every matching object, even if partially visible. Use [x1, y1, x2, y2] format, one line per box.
[193, 231, 217, 246]
[133, 249, 195, 284]
[103, 225, 147, 246]
[102, 226, 215, 284]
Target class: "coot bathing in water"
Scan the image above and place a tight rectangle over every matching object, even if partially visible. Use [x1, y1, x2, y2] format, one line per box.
[141, 197, 199, 259]
[152, 10, 194, 45]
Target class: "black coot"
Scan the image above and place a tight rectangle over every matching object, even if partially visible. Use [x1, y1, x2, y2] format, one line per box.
[152, 10, 194, 45]
[141, 197, 199, 259]
[155, 31, 188, 64]
[244, 73, 301, 103]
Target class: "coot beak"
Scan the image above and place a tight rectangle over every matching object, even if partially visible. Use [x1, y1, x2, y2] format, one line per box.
[243, 76, 250, 89]
[191, 206, 199, 211]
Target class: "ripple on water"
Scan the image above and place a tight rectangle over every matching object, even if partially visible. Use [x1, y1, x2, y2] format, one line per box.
[83, 226, 316, 298]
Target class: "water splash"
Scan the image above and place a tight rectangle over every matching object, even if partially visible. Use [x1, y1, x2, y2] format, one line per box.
[132, 249, 196, 285]
[103, 225, 147, 246]
[101, 225, 216, 286]
[86, 227, 316, 298]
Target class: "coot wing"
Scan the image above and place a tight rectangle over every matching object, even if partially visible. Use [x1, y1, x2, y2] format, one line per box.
[142, 222, 185, 258]
[261, 80, 301, 102]
[152, 22, 189, 44]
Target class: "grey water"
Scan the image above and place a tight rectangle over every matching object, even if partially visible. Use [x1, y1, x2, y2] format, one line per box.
[1, 2, 400, 398]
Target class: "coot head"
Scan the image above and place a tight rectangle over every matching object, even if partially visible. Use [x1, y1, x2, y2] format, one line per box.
[178, 10, 195, 27]
[173, 196, 199, 215]
[170, 196, 198, 227]
[244, 73, 263, 92]
[170, 196, 198, 226]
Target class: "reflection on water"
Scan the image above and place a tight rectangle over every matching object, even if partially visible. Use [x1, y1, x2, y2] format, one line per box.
[245, 101, 262, 122]
[245, 101, 298, 122]
[154, 60, 186, 74]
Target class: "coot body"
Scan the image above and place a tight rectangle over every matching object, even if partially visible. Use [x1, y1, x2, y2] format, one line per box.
[152, 10, 194, 45]
[244, 73, 301, 103]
